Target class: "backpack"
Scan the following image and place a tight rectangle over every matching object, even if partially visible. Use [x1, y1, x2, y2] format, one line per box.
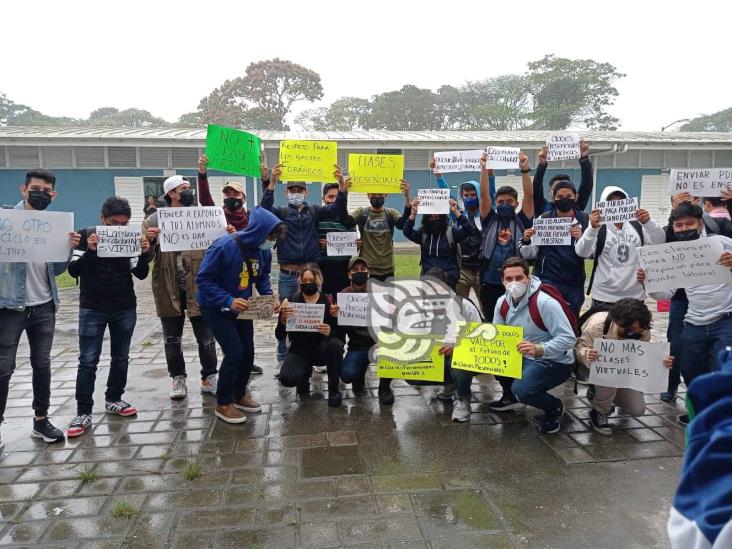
[586, 221, 644, 295]
[499, 282, 581, 337]
[421, 227, 455, 251]
[357, 209, 396, 235]
[702, 213, 732, 237]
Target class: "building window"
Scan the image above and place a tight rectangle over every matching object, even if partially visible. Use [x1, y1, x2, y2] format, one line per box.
[143, 176, 198, 204]
[376, 148, 402, 155]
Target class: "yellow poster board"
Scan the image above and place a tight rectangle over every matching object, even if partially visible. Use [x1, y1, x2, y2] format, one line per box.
[376, 343, 444, 382]
[279, 140, 337, 183]
[451, 323, 524, 379]
[348, 153, 404, 193]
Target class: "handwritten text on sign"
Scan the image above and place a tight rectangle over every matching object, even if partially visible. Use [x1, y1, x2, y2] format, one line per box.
[531, 217, 572, 246]
[96, 224, 142, 258]
[546, 133, 581, 162]
[637, 236, 732, 292]
[237, 294, 278, 320]
[433, 150, 482, 173]
[417, 189, 450, 214]
[337, 292, 370, 327]
[0, 210, 74, 263]
[452, 323, 523, 379]
[589, 338, 669, 393]
[285, 303, 325, 332]
[667, 169, 732, 197]
[376, 343, 444, 382]
[205, 125, 261, 177]
[595, 197, 639, 225]
[326, 232, 357, 257]
[279, 140, 337, 183]
[158, 207, 227, 252]
[486, 146, 520, 170]
[348, 154, 404, 193]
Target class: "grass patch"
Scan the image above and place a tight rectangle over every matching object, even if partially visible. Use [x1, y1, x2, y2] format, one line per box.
[111, 501, 137, 519]
[55, 272, 76, 289]
[182, 461, 202, 481]
[78, 469, 97, 484]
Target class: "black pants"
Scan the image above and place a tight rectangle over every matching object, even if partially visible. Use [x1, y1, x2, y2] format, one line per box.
[278, 338, 343, 392]
[479, 282, 506, 322]
[319, 260, 350, 296]
[160, 314, 217, 380]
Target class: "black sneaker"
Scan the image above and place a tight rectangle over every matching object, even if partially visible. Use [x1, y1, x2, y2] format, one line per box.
[296, 382, 310, 396]
[328, 391, 342, 407]
[659, 391, 676, 403]
[678, 414, 689, 426]
[488, 394, 523, 412]
[589, 409, 612, 436]
[539, 403, 565, 434]
[351, 379, 366, 392]
[378, 381, 394, 405]
[251, 364, 263, 375]
[31, 418, 64, 443]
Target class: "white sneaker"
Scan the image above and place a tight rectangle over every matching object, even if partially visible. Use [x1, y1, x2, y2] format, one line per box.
[313, 365, 327, 374]
[274, 361, 282, 378]
[169, 376, 187, 400]
[451, 398, 471, 422]
[201, 374, 218, 395]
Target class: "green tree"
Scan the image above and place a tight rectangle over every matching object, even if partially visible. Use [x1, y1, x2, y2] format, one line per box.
[87, 107, 169, 127]
[296, 97, 370, 131]
[0, 92, 78, 126]
[680, 108, 732, 132]
[362, 85, 443, 131]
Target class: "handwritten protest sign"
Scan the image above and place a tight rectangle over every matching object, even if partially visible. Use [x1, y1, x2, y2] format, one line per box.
[595, 197, 639, 225]
[589, 338, 669, 393]
[452, 323, 523, 379]
[667, 169, 732, 197]
[531, 217, 572, 246]
[285, 303, 325, 332]
[486, 146, 520, 170]
[637, 236, 732, 292]
[96, 224, 142, 258]
[0, 210, 73, 262]
[327, 232, 357, 256]
[158, 207, 227, 252]
[237, 294, 278, 320]
[417, 189, 450, 214]
[337, 292, 370, 326]
[433, 150, 483, 173]
[546, 133, 581, 162]
[376, 343, 444, 382]
[279, 140, 337, 183]
[205, 125, 261, 177]
[348, 154, 404, 193]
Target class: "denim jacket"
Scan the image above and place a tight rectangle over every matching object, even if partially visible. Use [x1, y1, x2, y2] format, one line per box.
[0, 202, 71, 311]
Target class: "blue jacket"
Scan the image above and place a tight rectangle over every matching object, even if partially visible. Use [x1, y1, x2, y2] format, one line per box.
[196, 207, 278, 310]
[0, 202, 71, 311]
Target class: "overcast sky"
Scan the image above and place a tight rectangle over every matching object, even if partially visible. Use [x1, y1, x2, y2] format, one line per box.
[3, 0, 729, 131]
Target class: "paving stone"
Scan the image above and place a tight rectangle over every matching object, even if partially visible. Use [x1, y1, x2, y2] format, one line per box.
[371, 473, 442, 493]
[268, 432, 328, 449]
[94, 458, 163, 477]
[326, 430, 358, 446]
[617, 441, 684, 460]
[430, 532, 514, 548]
[298, 495, 375, 521]
[265, 448, 299, 467]
[0, 482, 42, 502]
[20, 496, 106, 520]
[261, 479, 337, 501]
[626, 428, 666, 443]
[199, 452, 264, 469]
[177, 506, 256, 530]
[0, 501, 26, 522]
[229, 466, 298, 485]
[552, 446, 595, 464]
[218, 526, 298, 548]
[438, 471, 477, 490]
[43, 516, 132, 541]
[340, 516, 423, 543]
[375, 493, 414, 514]
[300, 521, 341, 547]
[69, 446, 140, 463]
[412, 490, 500, 535]
[335, 476, 372, 496]
[145, 488, 223, 510]
[301, 445, 365, 478]
[172, 531, 216, 549]
[0, 519, 51, 545]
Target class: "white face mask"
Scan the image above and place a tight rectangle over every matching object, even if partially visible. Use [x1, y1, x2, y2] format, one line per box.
[506, 281, 527, 300]
[259, 239, 276, 250]
[288, 193, 305, 207]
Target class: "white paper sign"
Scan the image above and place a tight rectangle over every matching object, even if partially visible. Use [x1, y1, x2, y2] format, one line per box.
[637, 236, 732, 292]
[0, 209, 74, 262]
[417, 189, 450, 214]
[531, 217, 573, 246]
[486, 146, 520, 170]
[589, 338, 670, 393]
[546, 133, 581, 162]
[158, 207, 227, 252]
[667, 168, 732, 197]
[595, 197, 639, 225]
[95, 224, 142, 258]
[237, 294, 278, 320]
[433, 150, 483, 173]
[285, 303, 325, 332]
[327, 232, 357, 256]
[337, 292, 370, 326]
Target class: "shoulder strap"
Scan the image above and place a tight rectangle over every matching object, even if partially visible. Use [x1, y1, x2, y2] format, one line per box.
[499, 298, 509, 320]
[308, 204, 318, 220]
[527, 290, 546, 331]
[586, 225, 608, 295]
[386, 210, 396, 234]
[629, 220, 644, 245]
[445, 226, 454, 248]
[356, 209, 367, 231]
[703, 213, 720, 235]
[603, 313, 614, 336]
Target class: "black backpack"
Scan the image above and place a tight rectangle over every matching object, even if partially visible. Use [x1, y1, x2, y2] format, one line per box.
[357, 209, 395, 235]
[586, 221, 644, 295]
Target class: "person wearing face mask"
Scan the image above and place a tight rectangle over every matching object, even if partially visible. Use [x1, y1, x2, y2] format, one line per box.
[638, 202, 732, 425]
[276, 265, 344, 407]
[532, 141, 594, 217]
[575, 298, 673, 435]
[0, 169, 81, 446]
[142, 175, 219, 400]
[66, 197, 151, 437]
[196, 208, 285, 423]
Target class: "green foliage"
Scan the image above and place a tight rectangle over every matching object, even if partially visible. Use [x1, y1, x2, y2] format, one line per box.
[78, 469, 97, 484]
[681, 107, 732, 132]
[182, 461, 202, 481]
[87, 107, 169, 128]
[111, 501, 137, 519]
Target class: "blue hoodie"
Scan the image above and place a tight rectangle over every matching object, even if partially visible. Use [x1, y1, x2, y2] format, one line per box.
[436, 176, 488, 269]
[196, 207, 279, 310]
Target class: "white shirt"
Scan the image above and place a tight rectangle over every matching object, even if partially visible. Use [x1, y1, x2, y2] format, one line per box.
[25, 261, 53, 306]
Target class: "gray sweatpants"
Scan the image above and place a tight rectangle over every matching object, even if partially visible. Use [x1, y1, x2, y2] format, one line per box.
[592, 386, 646, 417]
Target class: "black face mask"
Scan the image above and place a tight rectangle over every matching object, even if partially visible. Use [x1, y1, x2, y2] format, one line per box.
[424, 217, 448, 235]
[369, 197, 385, 208]
[301, 282, 319, 296]
[179, 190, 195, 206]
[26, 190, 52, 211]
[223, 197, 243, 211]
[351, 272, 368, 286]
[554, 197, 575, 213]
[675, 229, 700, 241]
[624, 332, 643, 340]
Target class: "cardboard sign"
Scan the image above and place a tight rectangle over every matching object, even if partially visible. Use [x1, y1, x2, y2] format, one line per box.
[451, 323, 523, 379]
[279, 140, 337, 183]
[417, 189, 450, 214]
[237, 294, 278, 320]
[595, 197, 639, 225]
[531, 217, 573, 246]
[589, 338, 669, 393]
[637, 236, 732, 292]
[0, 210, 74, 262]
[546, 133, 581, 162]
[95, 224, 142, 258]
[376, 344, 444, 382]
[337, 292, 370, 327]
[326, 232, 357, 256]
[205, 125, 261, 177]
[348, 154, 404, 193]
[486, 146, 520, 170]
[285, 303, 325, 332]
[158, 207, 227, 252]
[433, 150, 483, 173]
[667, 169, 732, 197]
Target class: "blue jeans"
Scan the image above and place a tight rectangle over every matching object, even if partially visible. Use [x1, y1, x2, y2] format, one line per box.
[340, 348, 370, 384]
[201, 309, 254, 406]
[665, 295, 688, 392]
[76, 308, 137, 415]
[508, 358, 572, 412]
[678, 314, 732, 388]
[276, 271, 301, 362]
[539, 278, 585, 317]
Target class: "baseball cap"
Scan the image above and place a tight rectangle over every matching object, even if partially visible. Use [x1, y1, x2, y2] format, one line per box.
[223, 181, 245, 195]
[286, 181, 307, 190]
[163, 175, 187, 194]
[348, 257, 368, 270]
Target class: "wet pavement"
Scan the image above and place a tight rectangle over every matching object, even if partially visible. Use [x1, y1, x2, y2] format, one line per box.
[0, 281, 684, 548]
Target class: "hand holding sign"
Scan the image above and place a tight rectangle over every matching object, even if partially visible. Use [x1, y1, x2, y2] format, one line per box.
[486, 146, 520, 170]
[326, 232, 357, 256]
[546, 133, 581, 162]
[667, 169, 732, 197]
[205, 125, 261, 177]
[416, 189, 450, 214]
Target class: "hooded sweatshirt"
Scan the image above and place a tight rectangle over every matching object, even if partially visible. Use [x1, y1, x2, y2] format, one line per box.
[575, 185, 666, 302]
[493, 275, 576, 365]
[195, 207, 278, 310]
